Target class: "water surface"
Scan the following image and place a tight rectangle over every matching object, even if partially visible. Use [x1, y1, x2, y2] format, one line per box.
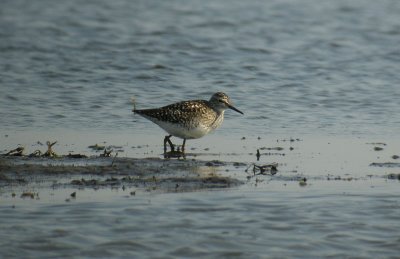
[1, 0, 399, 137]
[1, 0, 400, 258]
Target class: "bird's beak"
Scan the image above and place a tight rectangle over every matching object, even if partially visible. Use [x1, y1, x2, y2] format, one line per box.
[227, 104, 244, 115]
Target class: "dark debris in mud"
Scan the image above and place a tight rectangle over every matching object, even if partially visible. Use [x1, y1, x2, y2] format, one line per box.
[4, 147, 25, 157]
[2, 141, 120, 160]
[20, 192, 38, 199]
[387, 173, 400, 180]
[205, 160, 227, 167]
[370, 162, 400, 168]
[2, 142, 90, 159]
[366, 142, 387, 146]
[245, 163, 278, 177]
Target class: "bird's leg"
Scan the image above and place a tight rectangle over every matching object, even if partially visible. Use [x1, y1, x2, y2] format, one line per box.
[164, 135, 175, 153]
[182, 139, 186, 153]
[167, 137, 175, 152]
[163, 136, 168, 154]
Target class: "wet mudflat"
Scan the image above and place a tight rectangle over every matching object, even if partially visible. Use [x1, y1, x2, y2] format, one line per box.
[0, 156, 244, 195]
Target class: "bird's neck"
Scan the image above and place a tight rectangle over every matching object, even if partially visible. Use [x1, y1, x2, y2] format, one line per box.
[210, 110, 225, 129]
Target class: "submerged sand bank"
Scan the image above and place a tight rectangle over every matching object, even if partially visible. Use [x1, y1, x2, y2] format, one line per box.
[0, 156, 246, 194]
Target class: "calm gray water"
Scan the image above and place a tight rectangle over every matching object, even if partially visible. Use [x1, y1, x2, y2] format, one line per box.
[1, 184, 400, 258]
[1, 0, 400, 136]
[1, 0, 400, 258]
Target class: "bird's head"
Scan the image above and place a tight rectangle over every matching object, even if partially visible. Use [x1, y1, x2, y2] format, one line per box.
[209, 92, 243, 114]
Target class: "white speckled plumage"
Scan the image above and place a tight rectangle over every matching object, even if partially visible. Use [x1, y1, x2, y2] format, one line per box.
[133, 92, 243, 153]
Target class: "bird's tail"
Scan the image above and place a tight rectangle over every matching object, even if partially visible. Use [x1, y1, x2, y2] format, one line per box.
[131, 96, 137, 112]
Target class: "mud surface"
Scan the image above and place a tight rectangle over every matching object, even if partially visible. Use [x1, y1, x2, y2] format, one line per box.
[1, 135, 399, 197]
[0, 156, 244, 193]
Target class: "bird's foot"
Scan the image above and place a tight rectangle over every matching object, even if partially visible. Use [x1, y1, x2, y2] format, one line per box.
[164, 150, 185, 159]
[163, 135, 186, 159]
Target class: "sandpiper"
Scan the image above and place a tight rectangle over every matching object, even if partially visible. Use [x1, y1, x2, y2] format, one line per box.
[133, 92, 243, 154]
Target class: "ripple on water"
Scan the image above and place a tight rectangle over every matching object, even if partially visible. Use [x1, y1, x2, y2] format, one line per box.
[1, 0, 400, 258]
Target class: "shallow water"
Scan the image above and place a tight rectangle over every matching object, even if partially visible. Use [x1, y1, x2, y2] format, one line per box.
[1, 0, 399, 136]
[1, 183, 400, 258]
[1, 0, 400, 258]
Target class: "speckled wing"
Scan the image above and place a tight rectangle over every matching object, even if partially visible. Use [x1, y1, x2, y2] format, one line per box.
[134, 100, 217, 128]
